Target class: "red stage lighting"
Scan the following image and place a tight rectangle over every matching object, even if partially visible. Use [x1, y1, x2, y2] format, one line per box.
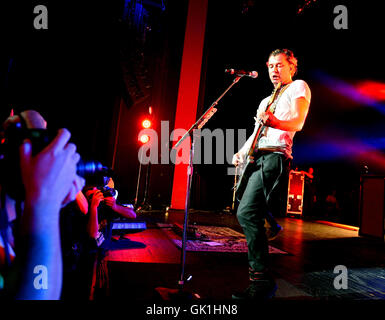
[356, 81, 385, 102]
[139, 134, 150, 144]
[142, 119, 152, 129]
[139, 115, 153, 144]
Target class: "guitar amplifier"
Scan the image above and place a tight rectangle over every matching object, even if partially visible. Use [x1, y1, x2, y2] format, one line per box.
[286, 170, 305, 216]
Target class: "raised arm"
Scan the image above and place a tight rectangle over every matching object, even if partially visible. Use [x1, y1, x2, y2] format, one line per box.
[104, 197, 137, 219]
[15, 129, 84, 300]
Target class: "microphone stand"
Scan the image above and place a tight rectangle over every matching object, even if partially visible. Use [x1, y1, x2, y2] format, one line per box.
[155, 75, 244, 300]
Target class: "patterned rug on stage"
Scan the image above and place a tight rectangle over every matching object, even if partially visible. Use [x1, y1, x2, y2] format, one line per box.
[159, 224, 288, 254]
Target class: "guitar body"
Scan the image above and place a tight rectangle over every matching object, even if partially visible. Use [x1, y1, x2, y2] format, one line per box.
[235, 157, 255, 201]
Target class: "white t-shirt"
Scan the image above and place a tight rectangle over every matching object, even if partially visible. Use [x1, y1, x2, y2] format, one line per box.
[258, 79, 310, 158]
[238, 79, 311, 159]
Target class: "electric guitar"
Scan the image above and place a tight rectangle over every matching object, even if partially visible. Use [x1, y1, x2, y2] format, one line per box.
[234, 82, 286, 201]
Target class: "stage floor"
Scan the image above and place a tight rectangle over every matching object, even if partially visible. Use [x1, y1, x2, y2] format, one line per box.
[100, 210, 385, 301]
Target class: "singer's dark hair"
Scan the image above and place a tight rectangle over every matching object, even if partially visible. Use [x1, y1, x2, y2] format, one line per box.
[267, 49, 298, 77]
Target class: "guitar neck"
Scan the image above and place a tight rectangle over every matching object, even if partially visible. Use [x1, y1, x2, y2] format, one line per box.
[246, 82, 283, 156]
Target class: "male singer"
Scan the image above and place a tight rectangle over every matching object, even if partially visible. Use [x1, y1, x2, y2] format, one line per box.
[232, 49, 311, 299]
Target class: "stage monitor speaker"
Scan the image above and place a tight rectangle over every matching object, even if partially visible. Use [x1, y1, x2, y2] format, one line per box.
[359, 175, 385, 240]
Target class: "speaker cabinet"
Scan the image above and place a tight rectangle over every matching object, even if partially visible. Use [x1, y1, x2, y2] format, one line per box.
[359, 175, 385, 240]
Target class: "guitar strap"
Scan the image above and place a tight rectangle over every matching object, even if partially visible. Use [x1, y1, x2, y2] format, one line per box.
[261, 82, 291, 137]
[268, 82, 290, 113]
[266, 83, 282, 111]
[248, 82, 291, 155]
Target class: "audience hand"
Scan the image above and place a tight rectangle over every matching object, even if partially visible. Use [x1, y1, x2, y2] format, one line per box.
[104, 196, 117, 210]
[19, 128, 85, 211]
[88, 189, 104, 210]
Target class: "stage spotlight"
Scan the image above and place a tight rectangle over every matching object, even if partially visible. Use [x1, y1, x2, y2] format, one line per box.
[139, 133, 150, 144]
[142, 119, 152, 129]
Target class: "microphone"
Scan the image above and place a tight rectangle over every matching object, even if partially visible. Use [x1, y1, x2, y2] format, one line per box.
[225, 69, 258, 78]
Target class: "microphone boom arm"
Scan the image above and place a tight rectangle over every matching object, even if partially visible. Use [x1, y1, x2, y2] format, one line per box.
[174, 76, 242, 148]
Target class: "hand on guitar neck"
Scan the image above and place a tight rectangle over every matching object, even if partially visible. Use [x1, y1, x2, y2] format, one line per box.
[254, 110, 278, 129]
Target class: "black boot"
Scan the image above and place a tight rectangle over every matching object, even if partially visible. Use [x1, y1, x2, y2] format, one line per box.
[232, 270, 277, 300]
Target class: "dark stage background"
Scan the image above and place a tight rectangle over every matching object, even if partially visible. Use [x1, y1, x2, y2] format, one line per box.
[1, 0, 385, 226]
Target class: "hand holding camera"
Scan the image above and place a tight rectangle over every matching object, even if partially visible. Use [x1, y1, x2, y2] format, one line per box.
[103, 196, 117, 210]
[85, 189, 105, 210]
[19, 128, 85, 212]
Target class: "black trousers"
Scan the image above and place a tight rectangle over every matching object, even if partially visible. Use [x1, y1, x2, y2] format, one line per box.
[236, 152, 290, 272]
